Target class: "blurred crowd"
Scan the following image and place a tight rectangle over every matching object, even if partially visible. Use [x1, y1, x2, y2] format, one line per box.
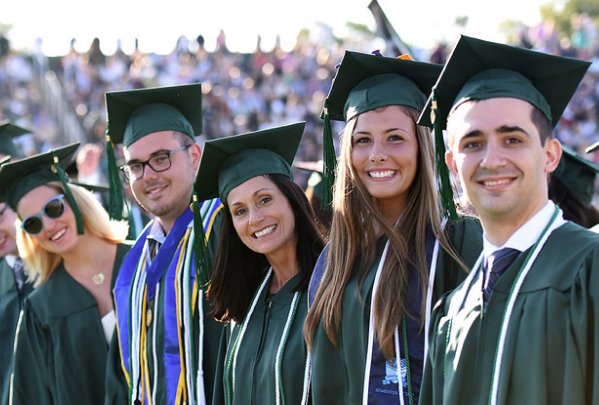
[3, 15, 599, 188]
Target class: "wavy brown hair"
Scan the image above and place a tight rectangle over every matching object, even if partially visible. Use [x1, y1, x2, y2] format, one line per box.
[304, 105, 464, 358]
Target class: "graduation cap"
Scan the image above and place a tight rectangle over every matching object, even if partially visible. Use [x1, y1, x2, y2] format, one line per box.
[195, 121, 305, 202]
[105, 83, 202, 146]
[552, 145, 599, 207]
[324, 51, 442, 121]
[418, 35, 591, 129]
[416, 35, 591, 219]
[104, 83, 203, 220]
[321, 50, 443, 211]
[192, 122, 305, 289]
[0, 120, 31, 158]
[0, 143, 84, 234]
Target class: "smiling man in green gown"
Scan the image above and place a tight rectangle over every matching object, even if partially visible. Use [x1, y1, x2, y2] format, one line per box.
[418, 35, 599, 405]
[103, 84, 223, 405]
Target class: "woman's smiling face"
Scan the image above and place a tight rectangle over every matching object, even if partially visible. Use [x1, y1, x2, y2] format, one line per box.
[227, 175, 297, 261]
[17, 185, 78, 255]
[351, 105, 419, 219]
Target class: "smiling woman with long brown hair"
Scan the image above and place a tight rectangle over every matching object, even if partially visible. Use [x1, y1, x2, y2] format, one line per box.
[303, 51, 483, 405]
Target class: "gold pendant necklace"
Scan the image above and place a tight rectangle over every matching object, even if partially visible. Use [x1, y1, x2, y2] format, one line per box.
[92, 272, 105, 285]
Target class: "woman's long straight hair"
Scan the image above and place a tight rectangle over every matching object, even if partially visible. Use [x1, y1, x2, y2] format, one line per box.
[305, 105, 463, 358]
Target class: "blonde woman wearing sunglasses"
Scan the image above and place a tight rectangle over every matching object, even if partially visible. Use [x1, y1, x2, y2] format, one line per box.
[0, 143, 130, 405]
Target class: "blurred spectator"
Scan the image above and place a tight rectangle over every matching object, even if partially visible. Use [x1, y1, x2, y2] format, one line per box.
[429, 41, 448, 64]
[4, 20, 599, 203]
[86, 37, 106, 67]
[74, 142, 106, 185]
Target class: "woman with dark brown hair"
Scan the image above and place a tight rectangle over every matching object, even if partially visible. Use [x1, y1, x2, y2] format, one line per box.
[194, 122, 325, 405]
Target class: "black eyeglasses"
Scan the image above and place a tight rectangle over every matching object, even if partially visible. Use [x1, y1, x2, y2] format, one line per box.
[120, 145, 190, 181]
[0, 204, 8, 216]
[21, 194, 67, 235]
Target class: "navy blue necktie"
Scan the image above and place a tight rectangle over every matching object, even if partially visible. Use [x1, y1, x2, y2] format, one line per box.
[483, 248, 520, 301]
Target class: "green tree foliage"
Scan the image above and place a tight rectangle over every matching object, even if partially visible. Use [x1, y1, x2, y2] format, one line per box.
[541, 0, 599, 36]
[455, 16, 469, 30]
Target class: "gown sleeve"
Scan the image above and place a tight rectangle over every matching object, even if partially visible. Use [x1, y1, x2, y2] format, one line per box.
[420, 294, 451, 405]
[104, 327, 129, 405]
[583, 247, 599, 404]
[11, 302, 52, 405]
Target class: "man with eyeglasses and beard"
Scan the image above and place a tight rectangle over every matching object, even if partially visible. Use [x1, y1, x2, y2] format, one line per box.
[0, 122, 36, 405]
[103, 84, 223, 405]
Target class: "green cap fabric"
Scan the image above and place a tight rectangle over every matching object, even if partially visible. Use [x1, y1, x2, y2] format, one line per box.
[324, 51, 443, 121]
[0, 143, 79, 209]
[553, 145, 599, 207]
[418, 35, 591, 129]
[194, 122, 305, 202]
[105, 83, 202, 147]
[0, 121, 30, 158]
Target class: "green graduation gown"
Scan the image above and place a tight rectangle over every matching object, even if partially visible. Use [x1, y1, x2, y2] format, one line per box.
[421, 221, 599, 405]
[309, 216, 483, 405]
[107, 203, 223, 405]
[10, 242, 131, 405]
[212, 272, 309, 405]
[0, 258, 34, 405]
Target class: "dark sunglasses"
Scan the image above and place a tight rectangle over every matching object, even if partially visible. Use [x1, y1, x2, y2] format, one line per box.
[21, 194, 67, 235]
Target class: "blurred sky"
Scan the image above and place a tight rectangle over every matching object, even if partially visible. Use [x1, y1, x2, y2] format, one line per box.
[2, 0, 555, 56]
